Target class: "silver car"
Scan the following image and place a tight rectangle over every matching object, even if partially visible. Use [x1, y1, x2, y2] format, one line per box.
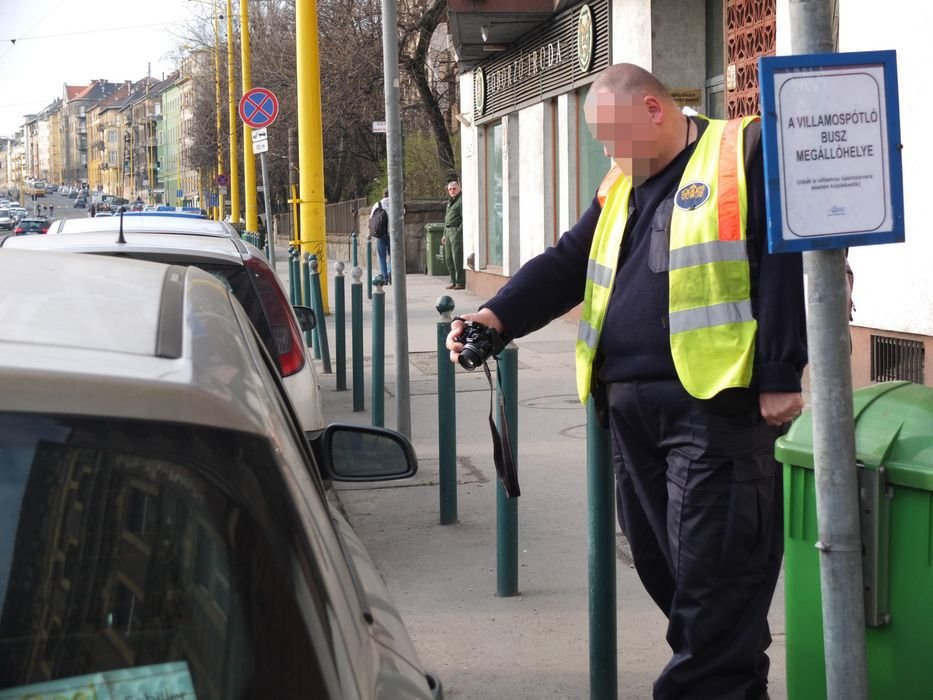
[0, 249, 443, 699]
[2, 219, 324, 434]
[0, 208, 12, 231]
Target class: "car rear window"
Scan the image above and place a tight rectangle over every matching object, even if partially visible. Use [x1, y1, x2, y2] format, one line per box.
[0, 413, 335, 699]
[184, 263, 280, 370]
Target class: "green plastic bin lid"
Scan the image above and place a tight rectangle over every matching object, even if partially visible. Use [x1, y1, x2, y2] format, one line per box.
[775, 381, 933, 491]
[424, 222, 446, 233]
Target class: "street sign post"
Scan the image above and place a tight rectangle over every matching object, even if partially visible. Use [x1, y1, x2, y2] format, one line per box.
[759, 50, 904, 254]
[760, 46, 903, 700]
[238, 87, 279, 267]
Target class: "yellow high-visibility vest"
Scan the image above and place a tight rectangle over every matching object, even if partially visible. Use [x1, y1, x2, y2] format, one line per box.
[575, 116, 759, 402]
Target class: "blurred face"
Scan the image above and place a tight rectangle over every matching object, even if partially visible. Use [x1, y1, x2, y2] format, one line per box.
[447, 181, 461, 197]
[584, 89, 660, 184]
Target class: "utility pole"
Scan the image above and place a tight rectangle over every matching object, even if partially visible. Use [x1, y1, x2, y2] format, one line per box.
[295, 0, 328, 310]
[225, 0, 240, 223]
[381, 0, 411, 438]
[213, 0, 223, 220]
[788, 2, 869, 699]
[240, 0, 258, 233]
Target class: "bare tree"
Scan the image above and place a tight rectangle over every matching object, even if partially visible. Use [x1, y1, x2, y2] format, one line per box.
[175, 0, 458, 206]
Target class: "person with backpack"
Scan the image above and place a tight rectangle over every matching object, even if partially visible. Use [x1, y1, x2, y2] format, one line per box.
[369, 188, 391, 283]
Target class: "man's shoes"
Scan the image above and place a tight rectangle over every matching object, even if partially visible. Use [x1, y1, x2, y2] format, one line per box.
[453, 284, 465, 290]
[445, 283, 456, 289]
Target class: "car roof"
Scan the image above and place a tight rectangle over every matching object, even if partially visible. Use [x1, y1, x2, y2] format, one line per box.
[47, 213, 236, 237]
[1, 230, 248, 264]
[0, 249, 275, 435]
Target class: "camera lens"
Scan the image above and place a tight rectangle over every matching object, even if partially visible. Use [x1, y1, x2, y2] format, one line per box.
[458, 347, 483, 370]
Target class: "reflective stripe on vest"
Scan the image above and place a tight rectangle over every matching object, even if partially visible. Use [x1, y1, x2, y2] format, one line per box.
[575, 172, 633, 403]
[575, 115, 759, 403]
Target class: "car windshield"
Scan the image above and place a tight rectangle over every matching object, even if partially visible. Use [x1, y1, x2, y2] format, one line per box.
[0, 413, 331, 699]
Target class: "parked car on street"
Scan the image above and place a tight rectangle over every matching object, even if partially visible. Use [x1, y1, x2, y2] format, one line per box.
[73, 197, 86, 208]
[0, 249, 443, 700]
[2, 217, 324, 433]
[0, 208, 12, 231]
[13, 217, 49, 235]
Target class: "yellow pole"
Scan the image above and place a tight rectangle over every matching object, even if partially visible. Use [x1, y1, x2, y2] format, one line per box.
[213, 0, 223, 219]
[296, 0, 328, 311]
[226, 0, 240, 222]
[240, 0, 258, 232]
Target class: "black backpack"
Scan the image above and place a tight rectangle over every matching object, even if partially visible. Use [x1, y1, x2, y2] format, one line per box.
[369, 202, 389, 239]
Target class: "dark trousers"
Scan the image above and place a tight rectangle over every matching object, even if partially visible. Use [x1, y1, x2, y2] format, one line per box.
[607, 380, 783, 700]
[443, 226, 464, 286]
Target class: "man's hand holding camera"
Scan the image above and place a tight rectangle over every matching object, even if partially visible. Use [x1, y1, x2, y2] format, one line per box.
[446, 309, 505, 369]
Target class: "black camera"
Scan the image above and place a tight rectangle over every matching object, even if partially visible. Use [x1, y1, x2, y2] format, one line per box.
[454, 319, 506, 370]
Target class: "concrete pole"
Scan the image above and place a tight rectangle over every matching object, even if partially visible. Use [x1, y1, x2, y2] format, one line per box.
[380, 0, 411, 438]
[788, 3, 868, 699]
[225, 0, 240, 223]
[213, 1, 223, 219]
[240, 0, 257, 233]
[295, 0, 329, 311]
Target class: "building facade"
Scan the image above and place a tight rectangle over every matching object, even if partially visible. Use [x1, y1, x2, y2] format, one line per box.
[451, 0, 930, 387]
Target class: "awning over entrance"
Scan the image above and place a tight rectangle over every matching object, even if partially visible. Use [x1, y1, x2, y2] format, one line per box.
[447, 0, 577, 69]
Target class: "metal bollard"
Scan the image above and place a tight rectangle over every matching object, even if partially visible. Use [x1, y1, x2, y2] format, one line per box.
[496, 344, 519, 597]
[334, 261, 347, 391]
[302, 253, 321, 360]
[436, 295, 457, 525]
[371, 277, 386, 427]
[288, 247, 297, 305]
[308, 256, 332, 374]
[587, 399, 617, 700]
[301, 253, 316, 352]
[366, 236, 373, 300]
[350, 266, 365, 412]
[350, 230, 358, 268]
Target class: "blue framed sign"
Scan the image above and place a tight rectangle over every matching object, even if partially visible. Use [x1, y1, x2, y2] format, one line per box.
[758, 50, 904, 253]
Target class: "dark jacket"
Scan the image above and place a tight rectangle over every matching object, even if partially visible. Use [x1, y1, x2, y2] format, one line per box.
[445, 193, 462, 231]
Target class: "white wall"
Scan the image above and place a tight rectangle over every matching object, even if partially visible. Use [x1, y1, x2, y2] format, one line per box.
[458, 72, 481, 269]
[612, 0, 652, 66]
[777, 2, 933, 335]
[518, 103, 548, 265]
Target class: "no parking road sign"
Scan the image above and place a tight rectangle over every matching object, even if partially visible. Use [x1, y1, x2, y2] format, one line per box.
[238, 87, 279, 129]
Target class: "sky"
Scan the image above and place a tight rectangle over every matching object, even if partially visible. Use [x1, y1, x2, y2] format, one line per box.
[0, 0, 213, 137]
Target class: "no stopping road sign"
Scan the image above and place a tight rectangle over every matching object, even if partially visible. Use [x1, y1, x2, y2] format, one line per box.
[238, 87, 279, 129]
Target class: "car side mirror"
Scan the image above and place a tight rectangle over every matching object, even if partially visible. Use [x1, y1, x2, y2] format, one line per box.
[309, 424, 418, 482]
[293, 305, 316, 332]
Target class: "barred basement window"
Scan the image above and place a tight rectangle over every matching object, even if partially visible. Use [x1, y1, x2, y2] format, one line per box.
[871, 335, 924, 384]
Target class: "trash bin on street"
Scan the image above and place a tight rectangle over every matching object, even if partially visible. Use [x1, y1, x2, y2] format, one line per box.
[424, 223, 448, 276]
[776, 380, 933, 700]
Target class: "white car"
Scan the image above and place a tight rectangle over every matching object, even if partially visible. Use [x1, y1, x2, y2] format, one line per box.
[3, 220, 325, 433]
[0, 249, 442, 699]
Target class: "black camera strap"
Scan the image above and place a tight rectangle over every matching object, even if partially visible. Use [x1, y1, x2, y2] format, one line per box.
[483, 358, 520, 498]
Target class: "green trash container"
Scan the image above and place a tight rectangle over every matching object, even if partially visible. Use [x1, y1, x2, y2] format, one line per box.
[424, 223, 448, 276]
[776, 380, 933, 699]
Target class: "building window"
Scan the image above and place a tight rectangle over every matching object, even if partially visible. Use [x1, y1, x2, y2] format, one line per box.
[107, 130, 117, 144]
[871, 335, 925, 384]
[484, 121, 503, 268]
[109, 152, 117, 166]
[577, 85, 611, 215]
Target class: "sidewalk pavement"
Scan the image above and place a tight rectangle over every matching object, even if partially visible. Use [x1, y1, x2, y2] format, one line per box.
[277, 248, 787, 700]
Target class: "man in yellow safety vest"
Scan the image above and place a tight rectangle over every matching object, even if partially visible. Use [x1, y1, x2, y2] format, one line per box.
[447, 63, 807, 699]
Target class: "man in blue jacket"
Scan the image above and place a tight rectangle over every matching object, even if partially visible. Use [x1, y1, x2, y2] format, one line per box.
[448, 63, 807, 699]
